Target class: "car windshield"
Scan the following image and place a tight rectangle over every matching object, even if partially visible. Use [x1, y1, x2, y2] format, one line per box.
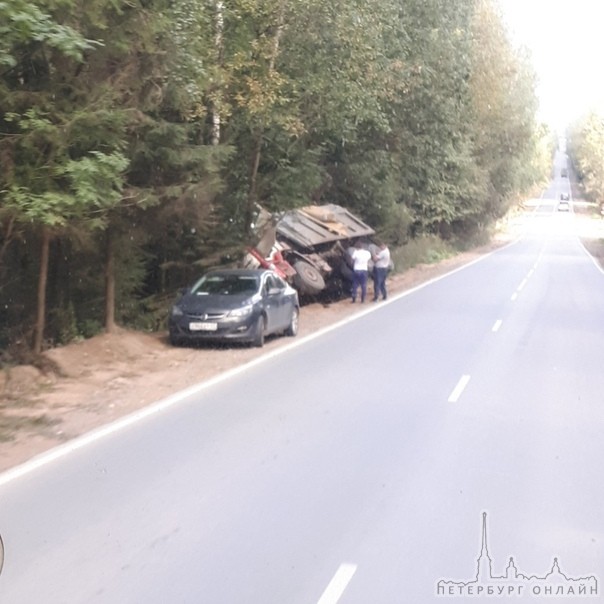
[192, 274, 259, 296]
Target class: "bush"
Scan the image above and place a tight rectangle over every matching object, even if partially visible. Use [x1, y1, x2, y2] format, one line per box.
[390, 235, 454, 272]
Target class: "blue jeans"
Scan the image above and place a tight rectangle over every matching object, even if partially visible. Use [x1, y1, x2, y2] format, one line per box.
[373, 267, 388, 300]
[352, 270, 368, 302]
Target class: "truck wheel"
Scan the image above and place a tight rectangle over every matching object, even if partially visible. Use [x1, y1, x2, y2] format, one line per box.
[285, 307, 299, 337]
[252, 315, 266, 347]
[338, 262, 354, 282]
[293, 261, 325, 295]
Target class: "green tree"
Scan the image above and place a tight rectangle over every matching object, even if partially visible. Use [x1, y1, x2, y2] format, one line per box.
[569, 110, 604, 208]
[0, 0, 94, 68]
[469, 0, 542, 220]
[0, 0, 546, 355]
[0, 1, 104, 352]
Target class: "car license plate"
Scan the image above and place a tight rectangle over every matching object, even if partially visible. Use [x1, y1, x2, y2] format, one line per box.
[189, 321, 218, 332]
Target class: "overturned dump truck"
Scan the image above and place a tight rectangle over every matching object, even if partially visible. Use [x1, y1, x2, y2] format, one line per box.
[244, 204, 375, 296]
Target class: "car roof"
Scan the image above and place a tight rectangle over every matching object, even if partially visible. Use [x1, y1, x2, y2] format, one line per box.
[203, 268, 271, 278]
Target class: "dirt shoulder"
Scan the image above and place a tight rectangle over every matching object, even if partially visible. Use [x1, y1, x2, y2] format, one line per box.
[1, 209, 602, 473]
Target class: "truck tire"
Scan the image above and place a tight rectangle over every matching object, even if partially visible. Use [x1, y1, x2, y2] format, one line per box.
[338, 262, 354, 282]
[292, 261, 325, 295]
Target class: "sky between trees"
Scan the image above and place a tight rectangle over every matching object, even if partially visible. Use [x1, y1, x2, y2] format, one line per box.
[499, 0, 604, 130]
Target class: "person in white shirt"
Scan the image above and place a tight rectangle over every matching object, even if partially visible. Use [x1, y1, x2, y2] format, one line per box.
[372, 241, 390, 301]
[351, 240, 372, 303]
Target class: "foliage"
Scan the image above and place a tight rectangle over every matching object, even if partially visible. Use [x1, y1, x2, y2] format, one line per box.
[568, 110, 604, 206]
[0, 0, 96, 68]
[0, 0, 546, 352]
[469, 0, 543, 219]
[390, 235, 454, 272]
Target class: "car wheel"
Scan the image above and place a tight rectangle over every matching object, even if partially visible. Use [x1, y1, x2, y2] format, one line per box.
[252, 315, 266, 347]
[292, 261, 325, 295]
[285, 307, 299, 337]
[169, 333, 183, 347]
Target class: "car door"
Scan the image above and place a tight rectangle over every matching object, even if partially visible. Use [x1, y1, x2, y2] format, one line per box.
[267, 273, 295, 331]
[262, 274, 283, 333]
[272, 274, 296, 329]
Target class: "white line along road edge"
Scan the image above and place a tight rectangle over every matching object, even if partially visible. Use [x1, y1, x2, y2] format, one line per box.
[0, 238, 520, 487]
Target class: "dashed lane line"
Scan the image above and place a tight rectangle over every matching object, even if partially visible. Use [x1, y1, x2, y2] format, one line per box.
[0, 238, 521, 487]
[448, 375, 471, 403]
[317, 563, 357, 604]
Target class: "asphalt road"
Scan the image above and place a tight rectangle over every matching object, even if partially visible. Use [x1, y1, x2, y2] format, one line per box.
[1, 177, 603, 602]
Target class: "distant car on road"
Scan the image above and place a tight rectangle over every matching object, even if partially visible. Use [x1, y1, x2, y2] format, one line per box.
[557, 199, 570, 212]
[168, 269, 299, 347]
[561, 169, 568, 177]
[560, 193, 569, 201]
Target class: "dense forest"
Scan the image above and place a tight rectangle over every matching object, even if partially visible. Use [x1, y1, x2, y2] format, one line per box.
[568, 110, 604, 205]
[0, 0, 550, 356]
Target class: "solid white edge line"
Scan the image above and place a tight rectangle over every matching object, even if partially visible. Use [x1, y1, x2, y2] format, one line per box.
[492, 319, 502, 332]
[0, 238, 521, 487]
[517, 277, 528, 291]
[448, 375, 471, 403]
[578, 238, 604, 275]
[317, 563, 357, 604]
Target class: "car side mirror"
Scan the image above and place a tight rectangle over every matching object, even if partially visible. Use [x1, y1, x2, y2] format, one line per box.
[267, 286, 281, 296]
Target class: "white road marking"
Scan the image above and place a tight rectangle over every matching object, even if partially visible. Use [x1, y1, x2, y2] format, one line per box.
[448, 375, 471, 403]
[0, 239, 521, 486]
[579, 239, 604, 275]
[492, 319, 503, 332]
[317, 563, 357, 604]
[517, 278, 528, 291]
[511, 292, 518, 301]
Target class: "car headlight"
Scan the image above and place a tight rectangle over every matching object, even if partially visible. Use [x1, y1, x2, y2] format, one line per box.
[171, 305, 184, 317]
[228, 305, 253, 318]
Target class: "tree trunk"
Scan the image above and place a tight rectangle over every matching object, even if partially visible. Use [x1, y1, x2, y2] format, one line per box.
[33, 227, 51, 354]
[104, 227, 116, 333]
[245, 133, 264, 235]
[0, 215, 15, 269]
[244, 0, 287, 234]
[0, 216, 16, 289]
[210, 0, 225, 146]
